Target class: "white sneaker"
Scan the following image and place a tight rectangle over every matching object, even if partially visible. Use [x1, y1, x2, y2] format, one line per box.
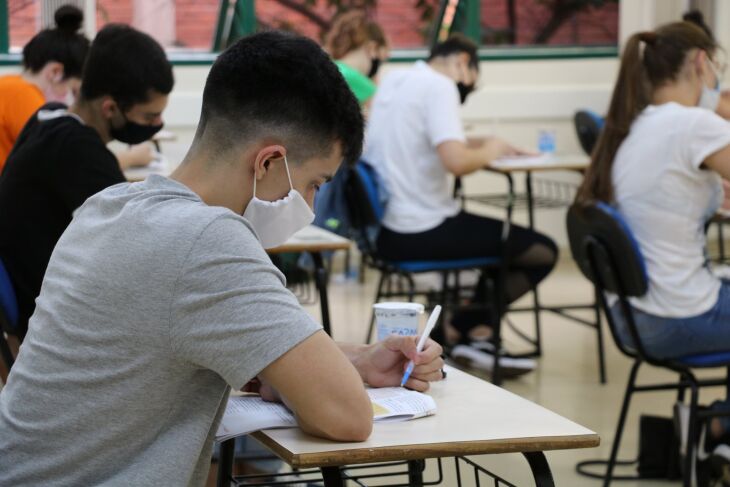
[450, 344, 536, 378]
[710, 444, 730, 486]
[675, 401, 690, 458]
[674, 401, 704, 486]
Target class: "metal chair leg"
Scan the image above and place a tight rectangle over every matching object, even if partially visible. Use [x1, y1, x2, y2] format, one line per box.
[684, 380, 700, 487]
[365, 273, 387, 343]
[718, 221, 726, 262]
[440, 272, 449, 310]
[216, 439, 235, 487]
[406, 273, 416, 303]
[594, 287, 607, 384]
[602, 360, 641, 487]
[488, 277, 503, 386]
[677, 373, 687, 403]
[531, 283, 543, 357]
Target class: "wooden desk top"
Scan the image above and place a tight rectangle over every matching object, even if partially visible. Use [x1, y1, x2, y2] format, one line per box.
[487, 154, 589, 173]
[713, 209, 730, 222]
[267, 225, 351, 254]
[252, 366, 599, 468]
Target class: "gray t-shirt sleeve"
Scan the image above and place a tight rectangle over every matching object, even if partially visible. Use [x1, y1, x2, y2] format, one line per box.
[169, 214, 322, 389]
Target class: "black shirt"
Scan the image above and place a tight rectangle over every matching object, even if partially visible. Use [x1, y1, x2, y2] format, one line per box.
[0, 103, 125, 334]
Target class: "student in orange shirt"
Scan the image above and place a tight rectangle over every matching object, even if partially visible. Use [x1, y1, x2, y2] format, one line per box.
[0, 6, 89, 172]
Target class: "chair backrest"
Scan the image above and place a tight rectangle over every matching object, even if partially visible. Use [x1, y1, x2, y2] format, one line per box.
[0, 257, 19, 333]
[353, 161, 386, 222]
[567, 201, 654, 360]
[573, 110, 605, 156]
[344, 160, 387, 257]
[566, 201, 648, 297]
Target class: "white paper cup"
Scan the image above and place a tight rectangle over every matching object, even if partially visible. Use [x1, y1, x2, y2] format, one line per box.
[373, 302, 425, 341]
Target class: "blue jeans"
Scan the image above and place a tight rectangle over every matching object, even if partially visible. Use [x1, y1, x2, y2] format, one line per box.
[610, 281, 730, 360]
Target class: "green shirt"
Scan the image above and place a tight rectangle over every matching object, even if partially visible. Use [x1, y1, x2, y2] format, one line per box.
[335, 60, 377, 105]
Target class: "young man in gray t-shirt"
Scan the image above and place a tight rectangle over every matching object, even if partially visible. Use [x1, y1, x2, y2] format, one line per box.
[0, 31, 444, 486]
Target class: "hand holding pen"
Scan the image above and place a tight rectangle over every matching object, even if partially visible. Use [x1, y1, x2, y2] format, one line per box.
[401, 305, 442, 387]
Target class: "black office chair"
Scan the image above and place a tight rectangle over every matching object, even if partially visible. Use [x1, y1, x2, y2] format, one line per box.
[574, 110, 604, 156]
[0, 257, 19, 372]
[344, 160, 515, 384]
[567, 201, 730, 486]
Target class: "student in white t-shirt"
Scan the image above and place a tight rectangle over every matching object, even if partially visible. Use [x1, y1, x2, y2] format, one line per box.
[577, 21, 730, 359]
[363, 35, 558, 375]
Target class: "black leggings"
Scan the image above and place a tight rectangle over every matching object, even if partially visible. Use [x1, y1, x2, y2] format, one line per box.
[377, 211, 558, 332]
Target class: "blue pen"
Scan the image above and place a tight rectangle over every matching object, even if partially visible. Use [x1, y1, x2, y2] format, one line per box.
[400, 305, 442, 387]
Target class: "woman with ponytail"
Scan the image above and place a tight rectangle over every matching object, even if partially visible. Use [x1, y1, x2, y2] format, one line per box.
[0, 5, 89, 170]
[576, 21, 730, 360]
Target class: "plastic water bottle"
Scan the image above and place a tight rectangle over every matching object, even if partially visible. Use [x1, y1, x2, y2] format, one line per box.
[538, 129, 556, 154]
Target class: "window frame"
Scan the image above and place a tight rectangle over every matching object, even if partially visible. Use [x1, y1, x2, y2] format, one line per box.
[0, 0, 618, 64]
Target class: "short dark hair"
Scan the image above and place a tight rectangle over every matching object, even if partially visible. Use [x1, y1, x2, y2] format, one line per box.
[197, 30, 363, 166]
[428, 33, 479, 70]
[22, 5, 89, 78]
[80, 24, 174, 111]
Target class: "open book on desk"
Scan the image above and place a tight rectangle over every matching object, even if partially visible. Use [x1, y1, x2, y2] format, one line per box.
[216, 387, 437, 441]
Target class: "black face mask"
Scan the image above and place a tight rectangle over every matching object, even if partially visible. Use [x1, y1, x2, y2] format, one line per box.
[368, 57, 381, 79]
[110, 112, 163, 145]
[457, 82, 475, 104]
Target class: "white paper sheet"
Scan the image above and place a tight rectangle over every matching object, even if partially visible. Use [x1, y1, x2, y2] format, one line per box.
[216, 388, 437, 441]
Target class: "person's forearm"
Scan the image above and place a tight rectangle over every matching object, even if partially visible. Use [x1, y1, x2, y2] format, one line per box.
[466, 136, 486, 149]
[437, 140, 494, 176]
[460, 146, 493, 175]
[115, 150, 135, 170]
[259, 372, 372, 442]
[338, 342, 370, 383]
[260, 332, 373, 442]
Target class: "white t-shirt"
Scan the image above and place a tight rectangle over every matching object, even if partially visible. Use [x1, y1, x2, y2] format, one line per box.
[613, 102, 730, 317]
[363, 60, 465, 233]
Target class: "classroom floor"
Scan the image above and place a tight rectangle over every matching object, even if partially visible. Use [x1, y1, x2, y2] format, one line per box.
[303, 254, 719, 487]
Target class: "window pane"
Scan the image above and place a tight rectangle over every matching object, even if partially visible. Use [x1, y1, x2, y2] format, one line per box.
[8, 0, 220, 52]
[97, 0, 218, 50]
[479, 0, 619, 46]
[8, 1, 437, 53]
[255, 0, 438, 49]
[8, 0, 39, 51]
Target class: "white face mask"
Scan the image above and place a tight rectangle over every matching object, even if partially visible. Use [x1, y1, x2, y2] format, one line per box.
[698, 61, 722, 112]
[243, 155, 314, 249]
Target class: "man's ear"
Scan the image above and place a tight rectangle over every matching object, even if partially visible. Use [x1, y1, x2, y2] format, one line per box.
[41, 61, 65, 83]
[100, 96, 119, 120]
[252, 144, 287, 180]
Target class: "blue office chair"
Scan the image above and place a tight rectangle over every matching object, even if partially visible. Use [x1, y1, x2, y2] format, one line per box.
[0, 257, 19, 371]
[574, 110, 605, 156]
[345, 160, 513, 384]
[567, 202, 730, 486]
